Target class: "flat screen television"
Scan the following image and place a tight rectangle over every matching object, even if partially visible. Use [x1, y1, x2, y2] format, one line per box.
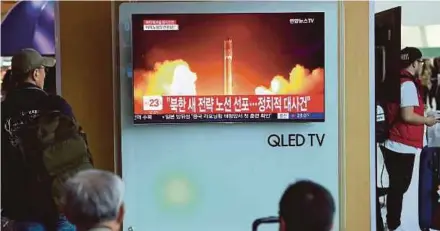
[132, 12, 325, 124]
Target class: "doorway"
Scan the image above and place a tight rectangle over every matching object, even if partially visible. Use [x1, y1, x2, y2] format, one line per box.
[375, 6, 402, 231]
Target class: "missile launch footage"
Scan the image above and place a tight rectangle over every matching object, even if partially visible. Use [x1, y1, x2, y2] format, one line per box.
[224, 38, 233, 95]
[131, 12, 325, 124]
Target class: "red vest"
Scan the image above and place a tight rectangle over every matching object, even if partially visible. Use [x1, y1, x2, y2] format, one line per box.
[387, 70, 425, 149]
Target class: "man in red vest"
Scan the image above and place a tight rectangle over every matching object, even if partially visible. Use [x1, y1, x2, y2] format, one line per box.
[380, 47, 438, 231]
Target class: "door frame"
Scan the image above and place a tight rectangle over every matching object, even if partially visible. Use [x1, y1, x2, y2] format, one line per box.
[371, 5, 402, 231]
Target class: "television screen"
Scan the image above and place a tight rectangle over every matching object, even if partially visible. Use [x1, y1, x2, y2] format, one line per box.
[132, 12, 325, 124]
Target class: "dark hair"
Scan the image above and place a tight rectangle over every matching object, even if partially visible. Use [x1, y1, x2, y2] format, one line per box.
[279, 180, 335, 231]
[2, 69, 38, 93]
[12, 70, 33, 84]
[2, 70, 16, 93]
[434, 57, 440, 74]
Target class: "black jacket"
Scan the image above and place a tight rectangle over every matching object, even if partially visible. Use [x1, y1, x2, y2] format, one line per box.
[1, 82, 74, 222]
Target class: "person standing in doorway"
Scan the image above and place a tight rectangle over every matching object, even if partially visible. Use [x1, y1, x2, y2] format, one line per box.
[380, 47, 438, 231]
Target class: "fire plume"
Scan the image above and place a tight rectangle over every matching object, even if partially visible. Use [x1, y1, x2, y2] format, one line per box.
[134, 60, 197, 104]
[255, 65, 324, 95]
[133, 60, 324, 112]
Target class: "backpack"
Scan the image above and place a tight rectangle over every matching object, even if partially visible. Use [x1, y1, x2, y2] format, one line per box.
[16, 110, 94, 212]
[376, 102, 389, 143]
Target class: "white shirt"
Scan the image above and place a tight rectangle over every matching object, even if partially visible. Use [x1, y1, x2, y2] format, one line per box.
[382, 81, 421, 154]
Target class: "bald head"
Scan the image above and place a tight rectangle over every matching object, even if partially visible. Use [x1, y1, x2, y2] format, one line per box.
[62, 170, 125, 229]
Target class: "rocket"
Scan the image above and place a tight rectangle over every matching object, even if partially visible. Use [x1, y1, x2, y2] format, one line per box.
[224, 38, 233, 95]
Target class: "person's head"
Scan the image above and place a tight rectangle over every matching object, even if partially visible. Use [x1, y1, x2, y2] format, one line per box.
[420, 58, 433, 89]
[62, 170, 125, 231]
[400, 47, 423, 76]
[11, 48, 55, 89]
[279, 180, 335, 231]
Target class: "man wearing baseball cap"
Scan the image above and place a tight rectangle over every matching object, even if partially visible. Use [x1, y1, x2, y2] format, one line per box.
[1, 49, 76, 230]
[10, 48, 56, 87]
[380, 47, 438, 230]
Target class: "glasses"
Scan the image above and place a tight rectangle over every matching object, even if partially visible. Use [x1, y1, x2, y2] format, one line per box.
[37, 66, 48, 73]
[417, 59, 425, 64]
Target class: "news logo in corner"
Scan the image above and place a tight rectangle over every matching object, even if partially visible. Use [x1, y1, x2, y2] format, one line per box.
[143, 20, 179, 31]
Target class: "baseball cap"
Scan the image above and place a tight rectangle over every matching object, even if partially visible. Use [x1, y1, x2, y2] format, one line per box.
[400, 47, 422, 67]
[11, 48, 56, 75]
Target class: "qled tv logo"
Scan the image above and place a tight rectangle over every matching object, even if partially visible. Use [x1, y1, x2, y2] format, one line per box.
[143, 20, 179, 31]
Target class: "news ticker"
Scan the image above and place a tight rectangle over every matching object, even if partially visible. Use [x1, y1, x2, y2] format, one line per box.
[134, 112, 325, 124]
[142, 95, 321, 114]
[143, 20, 179, 31]
[142, 18, 318, 31]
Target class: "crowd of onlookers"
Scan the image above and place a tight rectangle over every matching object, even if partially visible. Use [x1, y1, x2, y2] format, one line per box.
[1, 48, 336, 231]
[421, 57, 440, 111]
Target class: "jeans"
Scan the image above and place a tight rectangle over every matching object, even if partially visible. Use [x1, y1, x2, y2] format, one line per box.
[380, 146, 415, 230]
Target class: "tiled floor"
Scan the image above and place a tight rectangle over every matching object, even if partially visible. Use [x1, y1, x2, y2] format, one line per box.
[377, 100, 439, 231]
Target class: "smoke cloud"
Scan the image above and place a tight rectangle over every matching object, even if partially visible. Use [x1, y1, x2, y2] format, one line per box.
[133, 60, 198, 103]
[255, 65, 324, 95]
[134, 60, 324, 104]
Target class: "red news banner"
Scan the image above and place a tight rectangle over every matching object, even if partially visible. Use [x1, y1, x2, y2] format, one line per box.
[143, 95, 324, 114]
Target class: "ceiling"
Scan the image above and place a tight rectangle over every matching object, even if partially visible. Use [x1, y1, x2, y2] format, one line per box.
[373, 2, 440, 48]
